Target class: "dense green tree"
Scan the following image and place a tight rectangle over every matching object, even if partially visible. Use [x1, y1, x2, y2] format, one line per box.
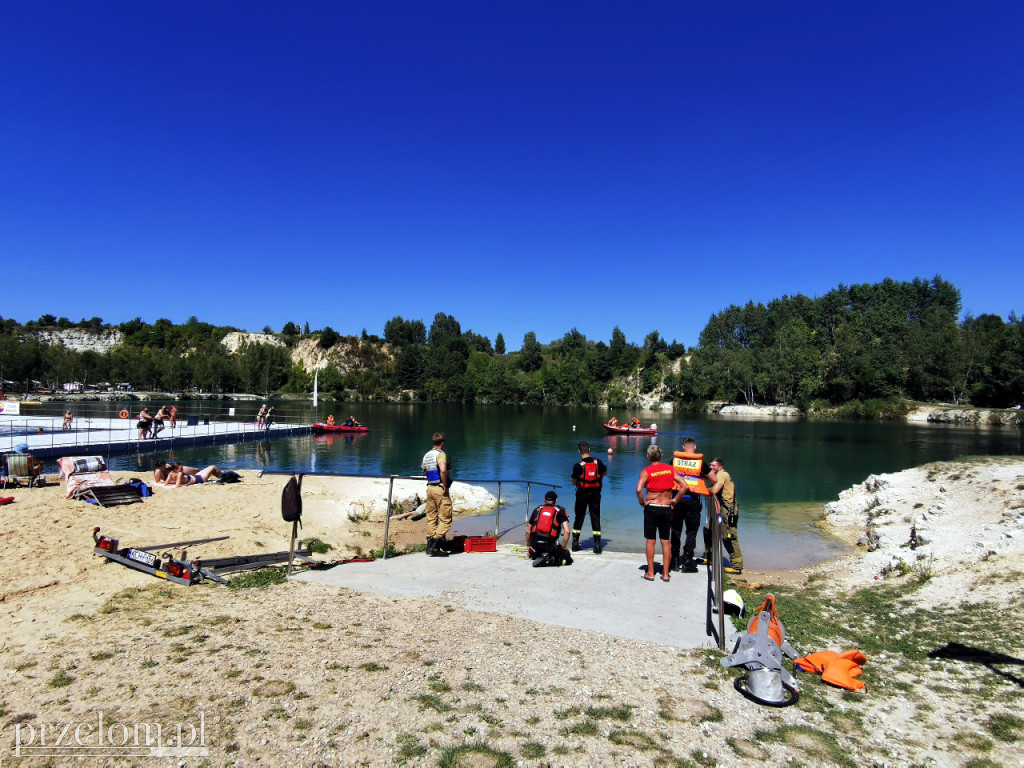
[494, 332, 506, 355]
[318, 327, 340, 349]
[428, 312, 462, 346]
[384, 316, 427, 347]
[517, 331, 543, 373]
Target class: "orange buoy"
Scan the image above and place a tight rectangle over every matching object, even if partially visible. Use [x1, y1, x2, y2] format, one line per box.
[119, 410, 129, 419]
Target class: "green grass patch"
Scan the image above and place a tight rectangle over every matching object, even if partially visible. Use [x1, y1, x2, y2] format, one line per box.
[227, 568, 287, 589]
[984, 713, 1024, 742]
[751, 725, 855, 768]
[254, 680, 296, 697]
[357, 662, 388, 672]
[437, 741, 514, 768]
[586, 704, 633, 721]
[413, 694, 452, 713]
[608, 730, 658, 751]
[427, 673, 451, 692]
[49, 669, 75, 688]
[561, 719, 599, 737]
[520, 741, 545, 759]
[304, 538, 333, 554]
[396, 733, 427, 761]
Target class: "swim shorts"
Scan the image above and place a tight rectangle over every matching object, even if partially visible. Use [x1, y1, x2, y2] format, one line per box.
[643, 504, 672, 540]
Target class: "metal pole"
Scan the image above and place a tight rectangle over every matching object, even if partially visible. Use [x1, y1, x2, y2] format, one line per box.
[524, 482, 532, 528]
[382, 476, 395, 560]
[494, 481, 502, 537]
[711, 494, 725, 650]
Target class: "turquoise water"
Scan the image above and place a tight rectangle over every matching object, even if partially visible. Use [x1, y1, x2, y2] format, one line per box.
[47, 401, 1023, 567]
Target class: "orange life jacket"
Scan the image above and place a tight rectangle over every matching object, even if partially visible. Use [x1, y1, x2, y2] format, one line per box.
[673, 451, 710, 495]
[609, 418, 618, 426]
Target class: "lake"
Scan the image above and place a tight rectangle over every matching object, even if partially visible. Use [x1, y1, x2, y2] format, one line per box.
[47, 401, 1024, 568]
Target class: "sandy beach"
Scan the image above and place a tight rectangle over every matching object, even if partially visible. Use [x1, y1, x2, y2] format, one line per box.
[1, 458, 1022, 765]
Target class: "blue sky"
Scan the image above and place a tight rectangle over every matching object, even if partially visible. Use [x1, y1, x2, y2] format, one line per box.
[2, 2, 1022, 349]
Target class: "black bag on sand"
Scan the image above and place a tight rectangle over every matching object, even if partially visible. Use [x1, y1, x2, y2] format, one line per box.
[282, 475, 302, 529]
[218, 470, 242, 484]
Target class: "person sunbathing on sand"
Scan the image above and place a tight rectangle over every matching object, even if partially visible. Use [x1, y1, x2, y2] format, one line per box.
[154, 459, 200, 484]
[162, 463, 222, 487]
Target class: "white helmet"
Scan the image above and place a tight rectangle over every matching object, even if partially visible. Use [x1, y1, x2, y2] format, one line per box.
[722, 589, 745, 618]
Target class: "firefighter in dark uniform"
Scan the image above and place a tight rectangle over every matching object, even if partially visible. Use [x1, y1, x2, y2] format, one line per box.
[670, 436, 711, 573]
[571, 441, 608, 553]
[526, 490, 573, 567]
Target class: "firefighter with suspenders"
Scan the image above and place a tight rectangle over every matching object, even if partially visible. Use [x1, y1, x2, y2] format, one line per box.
[571, 441, 608, 553]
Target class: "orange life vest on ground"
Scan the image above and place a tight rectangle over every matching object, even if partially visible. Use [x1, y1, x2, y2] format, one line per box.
[673, 451, 710, 494]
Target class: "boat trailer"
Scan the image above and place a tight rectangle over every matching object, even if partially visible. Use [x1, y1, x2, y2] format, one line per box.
[92, 527, 316, 586]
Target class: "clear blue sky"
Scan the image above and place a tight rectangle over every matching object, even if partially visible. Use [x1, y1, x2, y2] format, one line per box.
[2, 2, 1022, 349]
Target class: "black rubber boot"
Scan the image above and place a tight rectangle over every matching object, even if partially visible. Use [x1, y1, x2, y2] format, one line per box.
[593, 535, 603, 554]
[571, 533, 580, 552]
[430, 537, 449, 557]
[425, 537, 435, 556]
[681, 559, 699, 573]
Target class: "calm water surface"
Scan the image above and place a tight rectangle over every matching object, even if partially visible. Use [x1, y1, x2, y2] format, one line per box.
[56, 401, 1022, 567]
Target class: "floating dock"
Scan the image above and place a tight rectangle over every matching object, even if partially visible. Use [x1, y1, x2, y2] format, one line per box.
[0, 415, 309, 459]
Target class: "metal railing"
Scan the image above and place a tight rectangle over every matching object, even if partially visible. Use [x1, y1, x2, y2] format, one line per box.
[254, 469, 560, 560]
[1, 414, 308, 463]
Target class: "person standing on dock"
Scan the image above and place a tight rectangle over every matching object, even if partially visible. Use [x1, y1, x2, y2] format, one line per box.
[62, 410, 73, 431]
[153, 405, 169, 437]
[421, 432, 453, 558]
[671, 436, 711, 573]
[256, 404, 267, 428]
[571, 441, 608, 553]
[136, 407, 154, 440]
[636, 444, 677, 582]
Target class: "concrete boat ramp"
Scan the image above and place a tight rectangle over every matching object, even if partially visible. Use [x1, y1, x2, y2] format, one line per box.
[294, 546, 733, 649]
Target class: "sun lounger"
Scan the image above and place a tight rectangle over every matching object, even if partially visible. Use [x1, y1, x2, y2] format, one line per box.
[77, 484, 144, 507]
[57, 455, 115, 500]
[2, 453, 45, 489]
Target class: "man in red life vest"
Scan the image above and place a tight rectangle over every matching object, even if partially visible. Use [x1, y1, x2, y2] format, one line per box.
[526, 490, 573, 567]
[636, 444, 681, 581]
[571, 441, 608, 553]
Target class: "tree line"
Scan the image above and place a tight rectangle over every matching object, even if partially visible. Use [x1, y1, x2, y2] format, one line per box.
[1, 276, 1021, 410]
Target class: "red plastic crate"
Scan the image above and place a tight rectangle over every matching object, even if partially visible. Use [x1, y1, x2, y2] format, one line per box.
[464, 536, 497, 553]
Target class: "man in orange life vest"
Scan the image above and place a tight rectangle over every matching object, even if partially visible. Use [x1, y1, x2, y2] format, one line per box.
[671, 436, 711, 573]
[571, 441, 608, 553]
[526, 490, 574, 567]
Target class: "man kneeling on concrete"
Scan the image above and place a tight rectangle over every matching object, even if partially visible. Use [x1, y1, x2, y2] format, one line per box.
[527, 491, 574, 567]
